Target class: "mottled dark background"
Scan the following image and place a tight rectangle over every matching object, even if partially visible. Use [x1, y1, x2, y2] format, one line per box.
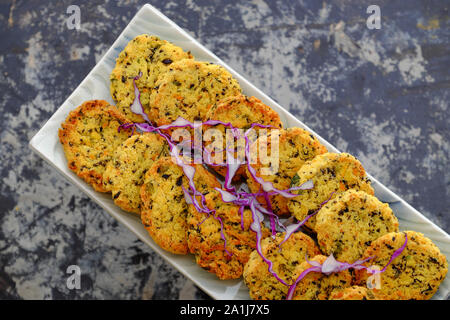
[0, 0, 448, 299]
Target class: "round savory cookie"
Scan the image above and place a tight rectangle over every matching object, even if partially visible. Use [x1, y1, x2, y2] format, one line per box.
[140, 157, 220, 254]
[103, 133, 169, 214]
[288, 152, 374, 230]
[150, 59, 242, 126]
[355, 231, 448, 300]
[329, 286, 378, 300]
[245, 127, 328, 216]
[186, 189, 269, 280]
[58, 100, 135, 192]
[243, 232, 321, 300]
[290, 255, 354, 300]
[203, 94, 283, 181]
[110, 34, 193, 123]
[315, 190, 399, 263]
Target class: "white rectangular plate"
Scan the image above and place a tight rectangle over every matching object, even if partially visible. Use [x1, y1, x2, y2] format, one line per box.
[29, 4, 450, 300]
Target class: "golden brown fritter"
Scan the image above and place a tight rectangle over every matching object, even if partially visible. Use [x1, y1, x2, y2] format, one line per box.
[290, 255, 354, 300]
[186, 189, 268, 280]
[355, 231, 448, 300]
[203, 94, 283, 181]
[243, 232, 321, 300]
[58, 100, 135, 192]
[288, 152, 374, 230]
[315, 190, 399, 263]
[110, 34, 193, 123]
[246, 127, 327, 216]
[140, 157, 220, 254]
[103, 133, 169, 214]
[150, 60, 242, 126]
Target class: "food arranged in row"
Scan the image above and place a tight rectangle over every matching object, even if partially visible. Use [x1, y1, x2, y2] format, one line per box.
[59, 34, 448, 300]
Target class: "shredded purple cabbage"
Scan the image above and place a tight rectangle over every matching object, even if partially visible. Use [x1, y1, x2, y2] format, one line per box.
[129, 72, 152, 124]
[249, 199, 289, 285]
[214, 187, 290, 283]
[125, 80, 406, 292]
[367, 232, 409, 274]
[214, 188, 286, 233]
[122, 88, 315, 280]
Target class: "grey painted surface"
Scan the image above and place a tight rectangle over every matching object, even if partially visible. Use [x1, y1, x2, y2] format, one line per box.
[0, 0, 448, 299]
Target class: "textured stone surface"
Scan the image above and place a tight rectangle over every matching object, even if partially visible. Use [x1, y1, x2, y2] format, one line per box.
[0, 0, 448, 299]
